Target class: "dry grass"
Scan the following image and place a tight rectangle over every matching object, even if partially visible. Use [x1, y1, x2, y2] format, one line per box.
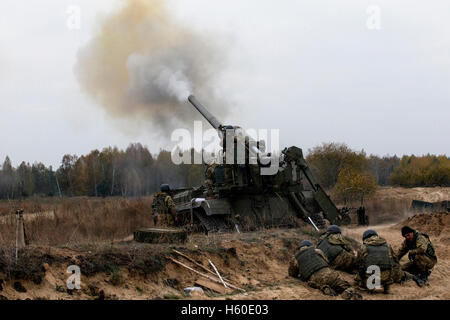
[2, 187, 447, 247]
[0, 197, 154, 246]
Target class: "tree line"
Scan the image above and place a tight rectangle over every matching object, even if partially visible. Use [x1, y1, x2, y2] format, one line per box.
[306, 143, 450, 200]
[389, 154, 450, 187]
[0, 142, 448, 199]
[0, 143, 204, 199]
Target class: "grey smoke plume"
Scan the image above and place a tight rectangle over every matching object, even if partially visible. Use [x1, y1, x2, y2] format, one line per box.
[75, 0, 227, 134]
[127, 52, 192, 103]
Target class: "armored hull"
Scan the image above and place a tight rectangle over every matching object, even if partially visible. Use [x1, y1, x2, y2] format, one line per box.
[153, 95, 351, 233]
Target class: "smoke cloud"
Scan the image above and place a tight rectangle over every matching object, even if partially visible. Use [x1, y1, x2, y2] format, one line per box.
[75, 0, 227, 134]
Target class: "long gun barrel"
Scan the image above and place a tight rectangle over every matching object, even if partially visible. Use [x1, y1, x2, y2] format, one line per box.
[188, 95, 222, 130]
[188, 94, 265, 158]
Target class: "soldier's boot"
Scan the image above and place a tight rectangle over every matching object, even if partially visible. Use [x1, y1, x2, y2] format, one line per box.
[383, 284, 390, 294]
[341, 288, 360, 300]
[420, 270, 431, 284]
[400, 271, 414, 284]
[413, 275, 425, 287]
[351, 291, 363, 300]
[321, 285, 337, 296]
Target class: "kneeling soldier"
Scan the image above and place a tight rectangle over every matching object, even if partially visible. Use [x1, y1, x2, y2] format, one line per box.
[397, 226, 437, 286]
[317, 225, 357, 273]
[356, 229, 414, 293]
[288, 240, 362, 300]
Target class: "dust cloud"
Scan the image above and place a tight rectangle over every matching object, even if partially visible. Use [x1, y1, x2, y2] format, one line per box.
[75, 0, 228, 134]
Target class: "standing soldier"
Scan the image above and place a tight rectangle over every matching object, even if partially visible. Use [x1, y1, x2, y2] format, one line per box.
[355, 229, 415, 293]
[357, 206, 368, 225]
[204, 161, 217, 198]
[317, 225, 358, 273]
[151, 184, 177, 226]
[396, 226, 437, 286]
[288, 240, 362, 300]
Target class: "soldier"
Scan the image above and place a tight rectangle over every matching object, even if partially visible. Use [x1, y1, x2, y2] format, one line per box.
[288, 240, 362, 300]
[357, 206, 368, 226]
[396, 226, 437, 286]
[204, 161, 217, 198]
[317, 225, 357, 273]
[355, 229, 415, 293]
[151, 184, 177, 226]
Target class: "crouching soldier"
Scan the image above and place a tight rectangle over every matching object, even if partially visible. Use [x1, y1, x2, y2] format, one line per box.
[317, 225, 357, 273]
[151, 184, 177, 226]
[288, 240, 362, 300]
[355, 230, 415, 294]
[397, 226, 437, 286]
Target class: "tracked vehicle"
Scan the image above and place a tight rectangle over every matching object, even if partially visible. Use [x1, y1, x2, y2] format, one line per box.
[156, 95, 351, 233]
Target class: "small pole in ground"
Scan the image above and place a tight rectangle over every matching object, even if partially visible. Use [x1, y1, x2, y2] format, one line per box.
[15, 209, 26, 262]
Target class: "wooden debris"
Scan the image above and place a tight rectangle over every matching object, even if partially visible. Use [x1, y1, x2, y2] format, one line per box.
[195, 278, 233, 294]
[172, 249, 230, 282]
[168, 257, 245, 292]
[209, 260, 227, 288]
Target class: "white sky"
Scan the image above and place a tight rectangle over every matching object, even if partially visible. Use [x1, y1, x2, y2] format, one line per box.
[0, 0, 449, 168]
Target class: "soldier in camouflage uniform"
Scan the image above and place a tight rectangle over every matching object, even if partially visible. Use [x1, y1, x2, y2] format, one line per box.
[204, 162, 217, 198]
[288, 240, 362, 300]
[317, 225, 358, 273]
[355, 230, 415, 293]
[151, 184, 177, 226]
[397, 226, 437, 286]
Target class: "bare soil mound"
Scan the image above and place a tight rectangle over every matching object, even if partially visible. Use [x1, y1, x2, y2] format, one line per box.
[396, 212, 450, 236]
[376, 187, 450, 202]
[350, 187, 450, 225]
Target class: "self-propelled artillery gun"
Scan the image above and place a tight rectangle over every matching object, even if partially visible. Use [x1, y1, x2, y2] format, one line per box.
[155, 95, 351, 233]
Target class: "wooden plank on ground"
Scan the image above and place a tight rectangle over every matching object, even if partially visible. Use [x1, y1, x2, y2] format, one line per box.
[195, 278, 233, 294]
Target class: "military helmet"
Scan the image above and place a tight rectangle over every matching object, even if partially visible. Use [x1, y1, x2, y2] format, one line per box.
[160, 184, 170, 192]
[298, 240, 313, 249]
[362, 229, 378, 240]
[327, 225, 341, 234]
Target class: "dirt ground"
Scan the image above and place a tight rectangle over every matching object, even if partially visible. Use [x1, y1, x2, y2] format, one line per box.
[1, 213, 449, 300]
[0, 188, 449, 300]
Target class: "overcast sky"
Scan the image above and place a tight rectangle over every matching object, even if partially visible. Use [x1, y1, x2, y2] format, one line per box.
[0, 0, 449, 168]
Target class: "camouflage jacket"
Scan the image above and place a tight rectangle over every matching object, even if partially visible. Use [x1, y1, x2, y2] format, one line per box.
[397, 232, 436, 260]
[152, 192, 176, 213]
[288, 246, 329, 279]
[356, 235, 398, 268]
[318, 232, 353, 252]
[205, 163, 217, 181]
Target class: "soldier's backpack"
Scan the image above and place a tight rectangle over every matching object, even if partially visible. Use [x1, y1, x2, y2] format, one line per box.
[362, 243, 393, 272]
[295, 247, 328, 281]
[152, 192, 168, 214]
[317, 236, 343, 263]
